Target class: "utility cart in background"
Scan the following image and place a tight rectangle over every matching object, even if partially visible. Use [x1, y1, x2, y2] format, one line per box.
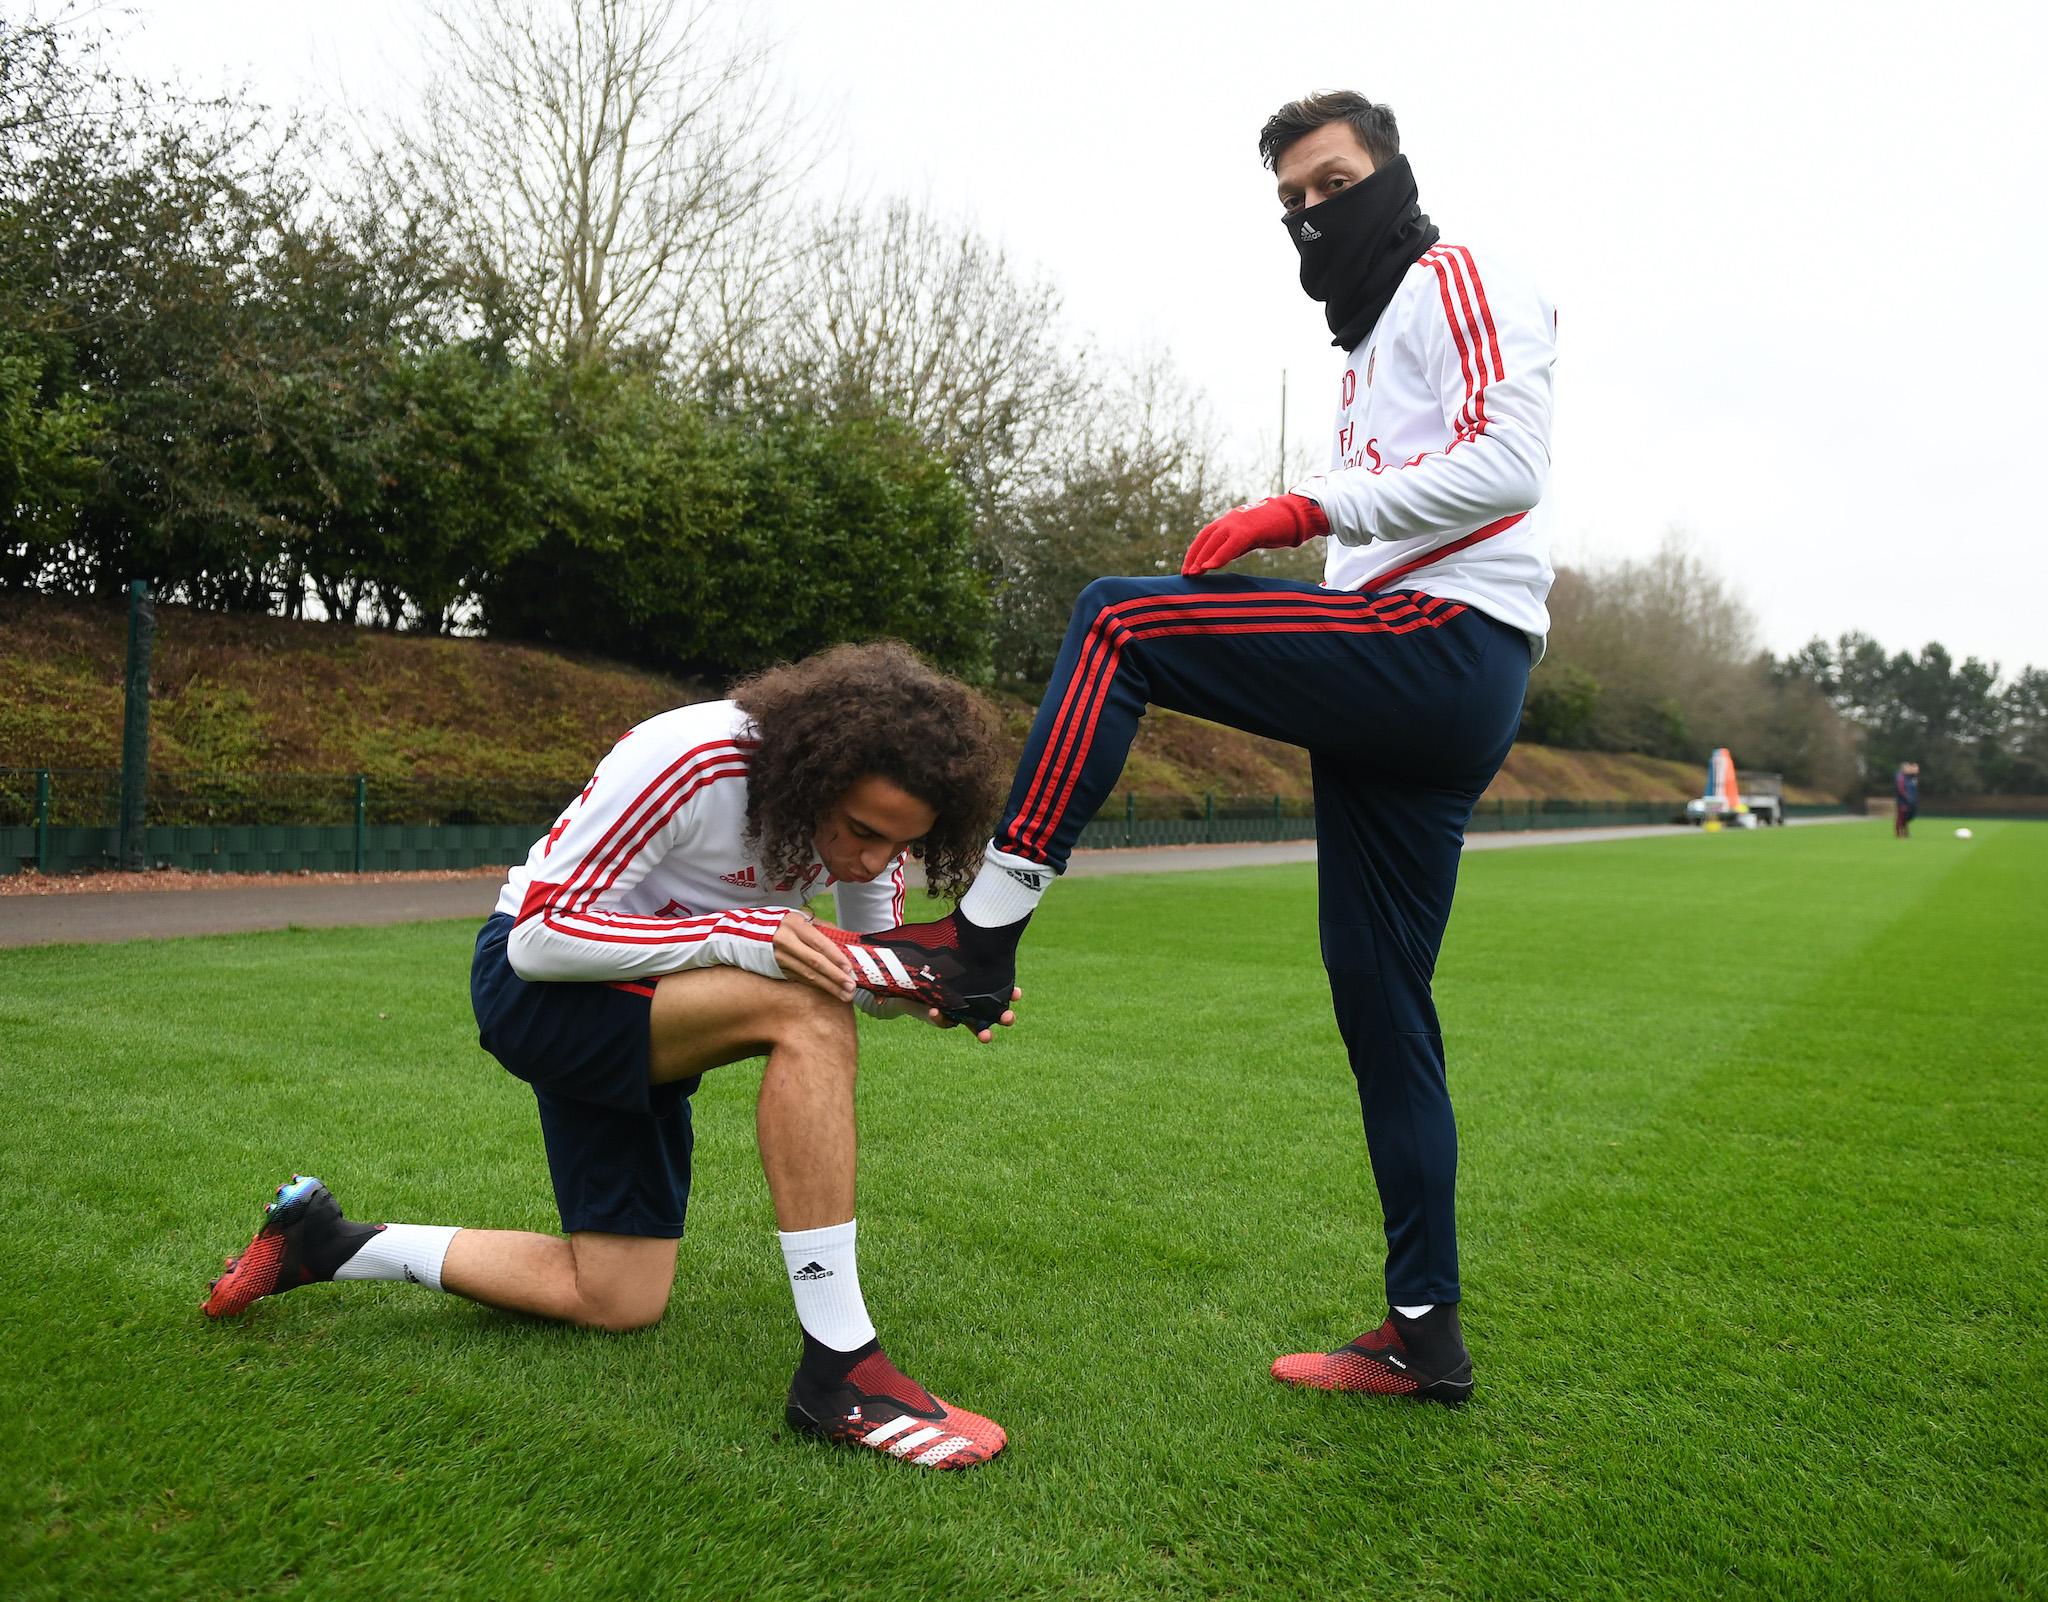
[1684, 748, 1785, 827]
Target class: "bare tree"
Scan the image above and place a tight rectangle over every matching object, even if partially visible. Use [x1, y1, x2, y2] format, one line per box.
[402, 0, 799, 367]
[775, 196, 1091, 513]
[762, 198, 1318, 682]
[1526, 534, 1860, 789]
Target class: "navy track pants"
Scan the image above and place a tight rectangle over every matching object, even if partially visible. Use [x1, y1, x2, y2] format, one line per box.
[999, 575, 1532, 1305]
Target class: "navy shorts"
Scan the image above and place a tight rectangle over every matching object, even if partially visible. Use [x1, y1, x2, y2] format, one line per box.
[470, 912, 702, 1238]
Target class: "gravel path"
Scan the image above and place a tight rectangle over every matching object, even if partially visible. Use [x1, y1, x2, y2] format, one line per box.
[0, 816, 1869, 949]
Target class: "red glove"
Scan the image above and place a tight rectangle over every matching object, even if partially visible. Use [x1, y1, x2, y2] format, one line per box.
[1180, 494, 1330, 576]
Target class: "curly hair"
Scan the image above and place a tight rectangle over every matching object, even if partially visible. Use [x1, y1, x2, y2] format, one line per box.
[731, 641, 1008, 901]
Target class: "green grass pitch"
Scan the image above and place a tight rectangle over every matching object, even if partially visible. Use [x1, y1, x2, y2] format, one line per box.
[3, 821, 2044, 1600]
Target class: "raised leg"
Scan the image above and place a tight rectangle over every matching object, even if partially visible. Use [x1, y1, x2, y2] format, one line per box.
[997, 576, 1485, 871]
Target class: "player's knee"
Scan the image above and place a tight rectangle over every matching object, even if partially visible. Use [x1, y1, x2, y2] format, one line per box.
[565, 1237, 676, 1332]
[573, 1278, 671, 1333]
[587, 1302, 666, 1334]
[1074, 574, 1151, 624]
[785, 1004, 858, 1074]
[768, 978, 857, 1055]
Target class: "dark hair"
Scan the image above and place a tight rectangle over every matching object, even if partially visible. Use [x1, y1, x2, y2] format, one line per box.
[731, 641, 1007, 900]
[1258, 90, 1402, 171]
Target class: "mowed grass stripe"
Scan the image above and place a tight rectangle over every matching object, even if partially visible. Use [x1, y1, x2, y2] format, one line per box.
[1, 822, 2041, 1600]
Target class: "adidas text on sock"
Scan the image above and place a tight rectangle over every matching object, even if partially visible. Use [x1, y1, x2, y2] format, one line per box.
[959, 843, 1052, 928]
[778, 1219, 877, 1353]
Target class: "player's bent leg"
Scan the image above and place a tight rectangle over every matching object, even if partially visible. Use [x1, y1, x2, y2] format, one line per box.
[1001, 576, 1461, 871]
[439, 1228, 679, 1332]
[199, 1173, 675, 1331]
[203, 970, 784, 1327]
[429, 969, 843, 1330]
[648, 965, 858, 1229]
[648, 965, 1006, 1469]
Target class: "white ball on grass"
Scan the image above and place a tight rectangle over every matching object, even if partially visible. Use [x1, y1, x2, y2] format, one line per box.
[1955, 827, 1974, 839]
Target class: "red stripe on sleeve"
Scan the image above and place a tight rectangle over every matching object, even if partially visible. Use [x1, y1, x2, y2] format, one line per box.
[1423, 250, 1479, 440]
[1449, 245, 1506, 382]
[1435, 249, 1494, 442]
[541, 907, 782, 950]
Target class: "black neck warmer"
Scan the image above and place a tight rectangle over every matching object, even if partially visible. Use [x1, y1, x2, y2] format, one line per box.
[1283, 154, 1439, 350]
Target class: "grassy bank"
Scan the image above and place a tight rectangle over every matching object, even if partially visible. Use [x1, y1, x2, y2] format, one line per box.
[0, 593, 1824, 804]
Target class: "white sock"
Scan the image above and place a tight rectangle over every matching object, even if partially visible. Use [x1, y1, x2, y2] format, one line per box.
[1394, 1303, 1434, 1319]
[958, 842, 1052, 928]
[778, 1219, 876, 1352]
[333, 1224, 461, 1291]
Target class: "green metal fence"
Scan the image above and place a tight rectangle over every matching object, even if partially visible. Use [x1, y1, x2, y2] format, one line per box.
[0, 769, 580, 877]
[0, 768, 1858, 879]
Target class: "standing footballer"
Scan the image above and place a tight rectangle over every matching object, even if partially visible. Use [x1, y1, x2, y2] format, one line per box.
[864, 92, 1557, 1404]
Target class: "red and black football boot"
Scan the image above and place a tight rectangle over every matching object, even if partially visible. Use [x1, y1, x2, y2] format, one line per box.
[826, 911, 1022, 1032]
[202, 1175, 383, 1318]
[1271, 1305, 1474, 1405]
[785, 1338, 1007, 1470]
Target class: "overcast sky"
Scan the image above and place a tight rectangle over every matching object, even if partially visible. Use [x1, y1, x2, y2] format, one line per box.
[93, 0, 2048, 673]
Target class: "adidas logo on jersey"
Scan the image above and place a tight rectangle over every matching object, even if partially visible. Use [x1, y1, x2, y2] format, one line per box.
[719, 867, 758, 888]
[1297, 221, 1322, 241]
[791, 1261, 834, 1281]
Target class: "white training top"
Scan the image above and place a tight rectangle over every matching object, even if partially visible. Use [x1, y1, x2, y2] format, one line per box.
[1290, 241, 1557, 653]
[493, 699, 908, 984]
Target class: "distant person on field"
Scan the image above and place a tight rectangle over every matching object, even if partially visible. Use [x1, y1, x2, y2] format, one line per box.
[202, 642, 1019, 1472]
[855, 92, 1557, 1404]
[1895, 760, 1920, 838]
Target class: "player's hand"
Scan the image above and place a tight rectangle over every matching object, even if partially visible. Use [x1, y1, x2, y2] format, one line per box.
[924, 986, 1023, 1044]
[1180, 493, 1329, 576]
[774, 912, 856, 1001]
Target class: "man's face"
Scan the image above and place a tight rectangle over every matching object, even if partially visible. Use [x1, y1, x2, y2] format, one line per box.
[814, 774, 938, 885]
[1275, 122, 1378, 216]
